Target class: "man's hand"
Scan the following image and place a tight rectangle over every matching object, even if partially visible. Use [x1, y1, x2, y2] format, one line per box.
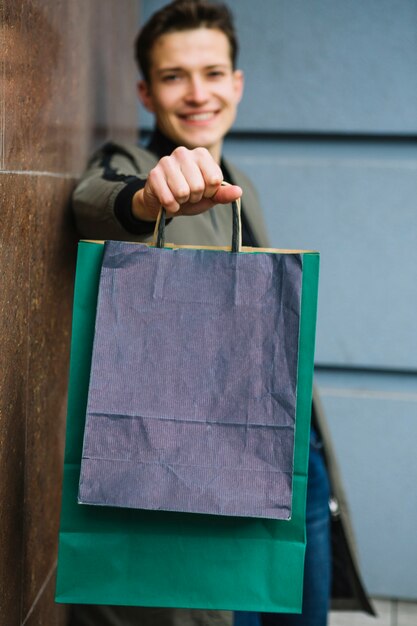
[132, 146, 242, 221]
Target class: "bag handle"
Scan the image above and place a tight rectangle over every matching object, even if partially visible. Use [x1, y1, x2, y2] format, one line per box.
[152, 182, 242, 253]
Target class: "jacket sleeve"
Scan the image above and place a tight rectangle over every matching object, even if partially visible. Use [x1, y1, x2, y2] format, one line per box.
[72, 142, 156, 241]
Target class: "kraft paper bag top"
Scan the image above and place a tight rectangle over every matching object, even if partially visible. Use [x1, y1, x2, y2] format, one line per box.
[78, 228, 302, 519]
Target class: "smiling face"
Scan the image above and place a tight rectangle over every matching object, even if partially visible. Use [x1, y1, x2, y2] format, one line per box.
[138, 28, 244, 163]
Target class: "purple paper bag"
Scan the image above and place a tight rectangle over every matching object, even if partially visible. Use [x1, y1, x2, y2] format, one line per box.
[78, 239, 302, 519]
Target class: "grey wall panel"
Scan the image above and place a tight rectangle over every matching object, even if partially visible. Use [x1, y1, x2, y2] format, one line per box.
[141, 0, 417, 134]
[235, 0, 417, 134]
[224, 137, 417, 371]
[315, 370, 417, 599]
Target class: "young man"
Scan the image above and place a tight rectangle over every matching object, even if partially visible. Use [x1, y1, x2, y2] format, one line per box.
[73, 1, 264, 252]
[71, 2, 372, 625]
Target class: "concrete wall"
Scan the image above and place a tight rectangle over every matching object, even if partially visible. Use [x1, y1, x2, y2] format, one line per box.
[140, 0, 417, 601]
[0, 1, 139, 624]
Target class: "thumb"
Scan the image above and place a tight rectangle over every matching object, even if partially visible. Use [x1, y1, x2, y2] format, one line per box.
[211, 184, 242, 206]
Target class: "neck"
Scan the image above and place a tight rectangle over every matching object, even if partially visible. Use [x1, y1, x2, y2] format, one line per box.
[147, 127, 178, 159]
[209, 142, 222, 165]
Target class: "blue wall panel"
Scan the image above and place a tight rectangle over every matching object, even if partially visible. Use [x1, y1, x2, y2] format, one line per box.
[315, 370, 417, 600]
[234, 0, 417, 133]
[223, 137, 417, 370]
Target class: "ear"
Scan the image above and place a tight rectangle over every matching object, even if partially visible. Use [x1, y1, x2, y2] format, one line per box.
[232, 69, 244, 104]
[137, 80, 155, 113]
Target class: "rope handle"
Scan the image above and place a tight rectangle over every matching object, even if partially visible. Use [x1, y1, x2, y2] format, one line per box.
[152, 181, 242, 253]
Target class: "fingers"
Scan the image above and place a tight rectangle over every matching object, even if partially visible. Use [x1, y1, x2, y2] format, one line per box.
[143, 147, 224, 217]
[189, 147, 223, 200]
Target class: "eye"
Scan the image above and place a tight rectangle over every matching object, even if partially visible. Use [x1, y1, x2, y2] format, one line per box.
[207, 70, 226, 79]
[161, 73, 182, 83]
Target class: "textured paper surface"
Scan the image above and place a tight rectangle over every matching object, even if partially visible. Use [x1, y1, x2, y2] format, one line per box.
[78, 241, 302, 519]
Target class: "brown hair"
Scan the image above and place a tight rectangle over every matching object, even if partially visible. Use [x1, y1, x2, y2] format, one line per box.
[135, 0, 238, 83]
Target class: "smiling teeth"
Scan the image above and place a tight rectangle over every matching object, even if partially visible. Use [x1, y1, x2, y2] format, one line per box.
[185, 112, 215, 121]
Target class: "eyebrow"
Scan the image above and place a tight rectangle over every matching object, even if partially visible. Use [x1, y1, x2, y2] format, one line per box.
[156, 64, 230, 75]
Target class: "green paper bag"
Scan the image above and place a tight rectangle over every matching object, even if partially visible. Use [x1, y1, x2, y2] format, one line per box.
[55, 239, 319, 613]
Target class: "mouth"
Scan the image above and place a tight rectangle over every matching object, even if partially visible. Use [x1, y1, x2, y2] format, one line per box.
[178, 111, 218, 124]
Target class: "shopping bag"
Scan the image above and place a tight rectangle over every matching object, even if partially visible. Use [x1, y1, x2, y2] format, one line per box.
[55, 202, 319, 611]
[78, 204, 303, 520]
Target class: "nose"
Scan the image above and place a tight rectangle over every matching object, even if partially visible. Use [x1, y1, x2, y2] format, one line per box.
[185, 76, 209, 104]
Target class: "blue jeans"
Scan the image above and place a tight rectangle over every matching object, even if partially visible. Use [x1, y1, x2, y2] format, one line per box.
[234, 428, 332, 626]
